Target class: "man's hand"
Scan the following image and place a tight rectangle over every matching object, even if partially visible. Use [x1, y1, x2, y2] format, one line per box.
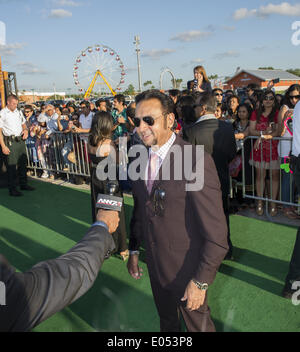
[21, 129, 28, 140]
[181, 280, 206, 311]
[1, 145, 10, 155]
[118, 117, 126, 124]
[267, 80, 275, 89]
[235, 133, 244, 140]
[97, 209, 119, 233]
[127, 254, 143, 280]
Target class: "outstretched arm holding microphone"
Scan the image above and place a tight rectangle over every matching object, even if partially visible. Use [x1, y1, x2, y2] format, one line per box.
[0, 209, 119, 332]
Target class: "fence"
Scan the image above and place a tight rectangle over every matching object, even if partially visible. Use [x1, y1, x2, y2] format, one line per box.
[26, 132, 90, 179]
[26, 132, 300, 213]
[231, 135, 300, 218]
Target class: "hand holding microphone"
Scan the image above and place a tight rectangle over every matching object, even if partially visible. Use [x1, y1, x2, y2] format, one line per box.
[97, 209, 119, 234]
[95, 181, 123, 233]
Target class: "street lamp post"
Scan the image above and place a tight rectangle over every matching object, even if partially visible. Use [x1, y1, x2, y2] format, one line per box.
[53, 83, 57, 100]
[134, 35, 142, 93]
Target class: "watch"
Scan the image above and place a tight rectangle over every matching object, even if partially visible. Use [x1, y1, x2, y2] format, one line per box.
[129, 250, 140, 255]
[192, 279, 208, 290]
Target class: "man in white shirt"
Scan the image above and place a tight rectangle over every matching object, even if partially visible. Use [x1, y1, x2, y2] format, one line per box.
[283, 100, 300, 298]
[0, 94, 35, 196]
[44, 105, 59, 134]
[76, 101, 94, 136]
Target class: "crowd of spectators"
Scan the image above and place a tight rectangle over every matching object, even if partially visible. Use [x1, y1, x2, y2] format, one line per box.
[21, 65, 300, 220]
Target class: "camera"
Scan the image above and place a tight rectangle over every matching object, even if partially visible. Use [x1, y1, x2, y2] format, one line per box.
[193, 79, 198, 91]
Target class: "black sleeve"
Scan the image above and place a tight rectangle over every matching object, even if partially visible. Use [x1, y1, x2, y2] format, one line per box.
[227, 124, 237, 162]
[128, 193, 143, 251]
[204, 81, 212, 93]
[0, 225, 115, 332]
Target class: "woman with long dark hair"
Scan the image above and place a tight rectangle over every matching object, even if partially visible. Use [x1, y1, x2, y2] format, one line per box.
[226, 95, 240, 123]
[88, 111, 129, 260]
[249, 89, 280, 216]
[278, 84, 300, 218]
[230, 104, 252, 206]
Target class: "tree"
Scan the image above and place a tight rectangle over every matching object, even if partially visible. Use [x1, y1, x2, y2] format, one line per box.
[123, 84, 135, 95]
[208, 74, 218, 80]
[143, 80, 152, 87]
[287, 68, 300, 77]
[173, 78, 183, 89]
[258, 67, 274, 70]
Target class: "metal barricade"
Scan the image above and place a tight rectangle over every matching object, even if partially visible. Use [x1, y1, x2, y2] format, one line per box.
[25, 131, 91, 178]
[230, 135, 300, 217]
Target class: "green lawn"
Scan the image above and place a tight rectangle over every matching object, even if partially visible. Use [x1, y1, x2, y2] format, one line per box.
[0, 179, 299, 332]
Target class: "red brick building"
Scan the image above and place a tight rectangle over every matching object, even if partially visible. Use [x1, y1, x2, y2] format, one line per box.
[224, 69, 300, 92]
[18, 91, 66, 104]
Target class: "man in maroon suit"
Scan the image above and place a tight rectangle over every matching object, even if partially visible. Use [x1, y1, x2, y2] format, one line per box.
[127, 90, 228, 332]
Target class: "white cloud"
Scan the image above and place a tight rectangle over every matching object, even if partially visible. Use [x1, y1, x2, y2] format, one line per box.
[52, 0, 82, 6]
[142, 48, 176, 59]
[170, 30, 213, 42]
[49, 9, 72, 18]
[0, 43, 26, 56]
[16, 62, 49, 75]
[233, 2, 300, 20]
[233, 8, 257, 20]
[190, 58, 205, 64]
[213, 51, 240, 60]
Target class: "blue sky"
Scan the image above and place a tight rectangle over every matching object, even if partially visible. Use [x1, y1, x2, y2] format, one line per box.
[0, 0, 300, 93]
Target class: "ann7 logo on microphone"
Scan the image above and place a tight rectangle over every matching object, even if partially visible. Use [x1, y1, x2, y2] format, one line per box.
[0, 21, 6, 45]
[0, 281, 6, 306]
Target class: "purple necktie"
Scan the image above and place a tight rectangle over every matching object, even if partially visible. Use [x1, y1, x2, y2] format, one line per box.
[147, 152, 159, 194]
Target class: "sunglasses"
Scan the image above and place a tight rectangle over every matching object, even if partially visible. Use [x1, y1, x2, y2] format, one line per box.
[214, 93, 222, 96]
[133, 116, 159, 127]
[263, 96, 275, 101]
[24, 110, 32, 113]
[289, 95, 300, 100]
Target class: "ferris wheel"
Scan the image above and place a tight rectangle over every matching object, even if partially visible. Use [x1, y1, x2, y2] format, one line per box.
[73, 44, 126, 98]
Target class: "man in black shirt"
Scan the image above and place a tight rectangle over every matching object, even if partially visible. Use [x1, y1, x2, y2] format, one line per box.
[184, 94, 236, 259]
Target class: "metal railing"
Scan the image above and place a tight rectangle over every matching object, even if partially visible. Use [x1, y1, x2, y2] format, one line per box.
[26, 132, 90, 178]
[26, 132, 300, 214]
[230, 135, 300, 217]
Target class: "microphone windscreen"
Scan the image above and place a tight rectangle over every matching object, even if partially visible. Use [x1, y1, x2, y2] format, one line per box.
[96, 193, 123, 212]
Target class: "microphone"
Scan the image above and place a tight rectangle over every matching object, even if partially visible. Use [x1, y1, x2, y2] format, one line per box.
[96, 181, 123, 212]
[153, 187, 166, 216]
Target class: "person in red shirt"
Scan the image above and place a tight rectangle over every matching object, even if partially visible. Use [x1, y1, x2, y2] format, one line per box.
[249, 89, 280, 216]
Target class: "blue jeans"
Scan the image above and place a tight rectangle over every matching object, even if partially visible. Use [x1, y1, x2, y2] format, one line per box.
[61, 140, 73, 166]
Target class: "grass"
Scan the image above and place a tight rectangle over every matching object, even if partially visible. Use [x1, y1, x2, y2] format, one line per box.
[0, 179, 299, 332]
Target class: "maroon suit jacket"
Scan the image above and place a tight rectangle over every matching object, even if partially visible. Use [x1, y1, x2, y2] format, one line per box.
[129, 135, 228, 292]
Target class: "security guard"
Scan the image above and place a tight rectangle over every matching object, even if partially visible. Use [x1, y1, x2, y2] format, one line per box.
[0, 94, 35, 196]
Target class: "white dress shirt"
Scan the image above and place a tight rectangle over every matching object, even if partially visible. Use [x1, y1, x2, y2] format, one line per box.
[79, 111, 94, 141]
[0, 107, 25, 136]
[145, 132, 176, 183]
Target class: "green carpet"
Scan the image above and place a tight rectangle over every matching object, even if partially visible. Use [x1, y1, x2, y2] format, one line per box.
[0, 180, 299, 332]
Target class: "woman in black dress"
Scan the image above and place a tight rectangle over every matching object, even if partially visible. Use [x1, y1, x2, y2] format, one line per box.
[88, 111, 129, 260]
